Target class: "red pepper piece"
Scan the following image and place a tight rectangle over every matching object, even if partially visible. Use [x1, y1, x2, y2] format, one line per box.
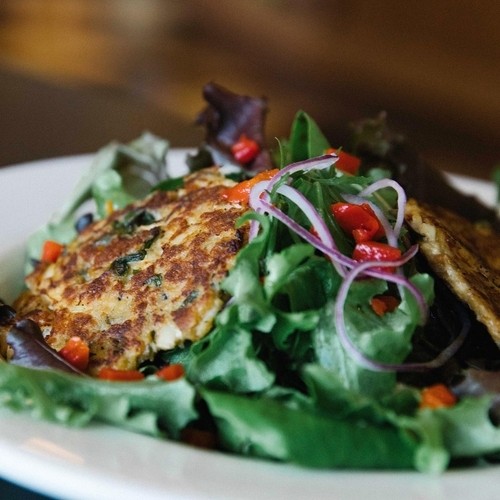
[370, 295, 400, 316]
[156, 363, 185, 381]
[420, 384, 457, 409]
[309, 226, 319, 238]
[325, 148, 361, 175]
[231, 134, 260, 164]
[352, 241, 402, 272]
[59, 336, 90, 371]
[98, 367, 145, 381]
[331, 202, 384, 243]
[41, 240, 64, 263]
[221, 168, 279, 204]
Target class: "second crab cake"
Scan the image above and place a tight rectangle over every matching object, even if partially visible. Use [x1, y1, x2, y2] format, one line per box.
[405, 198, 500, 345]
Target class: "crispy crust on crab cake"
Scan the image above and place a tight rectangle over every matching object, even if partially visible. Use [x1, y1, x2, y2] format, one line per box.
[15, 167, 248, 374]
[405, 198, 500, 344]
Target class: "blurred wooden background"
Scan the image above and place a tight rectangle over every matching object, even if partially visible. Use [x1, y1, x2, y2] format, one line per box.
[0, 0, 499, 178]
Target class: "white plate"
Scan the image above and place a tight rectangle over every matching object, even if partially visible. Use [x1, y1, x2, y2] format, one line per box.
[0, 154, 498, 500]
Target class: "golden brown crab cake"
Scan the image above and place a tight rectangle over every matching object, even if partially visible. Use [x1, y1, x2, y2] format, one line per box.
[15, 167, 248, 374]
[405, 198, 500, 344]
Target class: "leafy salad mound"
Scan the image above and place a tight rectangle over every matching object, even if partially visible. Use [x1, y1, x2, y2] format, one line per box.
[0, 83, 499, 473]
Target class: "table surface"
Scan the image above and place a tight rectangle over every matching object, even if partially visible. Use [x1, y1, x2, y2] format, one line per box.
[0, 65, 202, 171]
[1, 1, 499, 180]
[0, 62, 498, 180]
[0, 478, 52, 499]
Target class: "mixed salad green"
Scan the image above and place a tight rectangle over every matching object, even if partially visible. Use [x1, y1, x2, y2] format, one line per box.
[0, 84, 499, 473]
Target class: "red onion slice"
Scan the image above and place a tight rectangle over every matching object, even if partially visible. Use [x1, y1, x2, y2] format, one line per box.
[245, 155, 458, 373]
[359, 179, 407, 239]
[334, 252, 467, 373]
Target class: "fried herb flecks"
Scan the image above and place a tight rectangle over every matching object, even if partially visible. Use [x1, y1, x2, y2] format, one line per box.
[113, 209, 156, 235]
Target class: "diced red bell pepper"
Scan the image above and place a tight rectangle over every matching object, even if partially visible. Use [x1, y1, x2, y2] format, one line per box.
[221, 168, 279, 204]
[231, 134, 260, 164]
[352, 241, 402, 272]
[420, 384, 457, 409]
[59, 336, 89, 371]
[370, 295, 400, 316]
[325, 148, 361, 175]
[41, 240, 64, 263]
[331, 202, 385, 243]
[156, 363, 185, 381]
[98, 367, 145, 381]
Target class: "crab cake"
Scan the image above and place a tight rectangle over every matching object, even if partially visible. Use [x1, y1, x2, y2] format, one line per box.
[405, 198, 500, 344]
[14, 167, 248, 374]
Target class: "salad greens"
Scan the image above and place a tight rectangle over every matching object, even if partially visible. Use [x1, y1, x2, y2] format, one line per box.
[25, 132, 169, 274]
[1, 90, 499, 473]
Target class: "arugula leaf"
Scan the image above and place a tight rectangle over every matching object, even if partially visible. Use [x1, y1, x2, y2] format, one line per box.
[286, 111, 331, 163]
[219, 213, 277, 332]
[220, 216, 337, 358]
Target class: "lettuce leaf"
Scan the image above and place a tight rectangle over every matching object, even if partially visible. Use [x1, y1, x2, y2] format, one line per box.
[25, 132, 169, 274]
[312, 274, 434, 398]
[201, 387, 418, 470]
[0, 362, 196, 438]
[434, 396, 500, 458]
[187, 324, 275, 393]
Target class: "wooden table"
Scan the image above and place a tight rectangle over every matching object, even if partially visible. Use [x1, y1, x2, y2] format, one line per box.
[0, 0, 499, 178]
[0, 65, 202, 170]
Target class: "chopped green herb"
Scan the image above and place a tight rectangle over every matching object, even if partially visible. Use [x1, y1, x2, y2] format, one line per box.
[145, 274, 163, 287]
[111, 251, 146, 276]
[154, 177, 185, 192]
[113, 209, 156, 235]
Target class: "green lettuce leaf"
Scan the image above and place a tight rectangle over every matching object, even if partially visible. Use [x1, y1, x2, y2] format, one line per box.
[201, 388, 418, 469]
[0, 363, 196, 438]
[313, 273, 434, 398]
[285, 111, 331, 163]
[187, 324, 275, 393]
[301, 364, 450, 473]
[432, 396, 500, 458]
[25, 132, 169, 274]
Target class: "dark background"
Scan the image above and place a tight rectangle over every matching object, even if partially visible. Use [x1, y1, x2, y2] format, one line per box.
[0, 0, 499, 178]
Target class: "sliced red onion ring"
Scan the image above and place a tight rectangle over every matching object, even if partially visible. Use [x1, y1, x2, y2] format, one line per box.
[359, 179, 407, 239]
[267, 153, 338, 193]
[252, 192, 347, 276]
[248, 154, 337, 239]
[334, 255, 467, 372]
[246, 155, 454, 372]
